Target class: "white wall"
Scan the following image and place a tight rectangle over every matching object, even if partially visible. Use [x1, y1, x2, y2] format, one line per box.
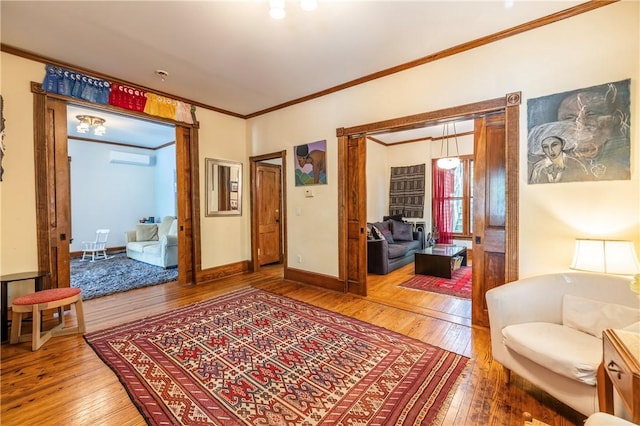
[366, 140, 388, 222]
[68, 141, 176, 252]
[248, 2, 640, 278]
[154, 144, 177, 219]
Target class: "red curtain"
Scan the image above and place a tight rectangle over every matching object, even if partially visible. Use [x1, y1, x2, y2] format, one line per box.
[432, 166, 454, 244]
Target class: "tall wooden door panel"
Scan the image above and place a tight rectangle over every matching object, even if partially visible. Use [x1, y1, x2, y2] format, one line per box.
[472, 113, 506, 327]
[176, 125, 194, 285]
[257, 163, 282, 266]
[345, 136, 367, 295]
[34, 97, 71, 289]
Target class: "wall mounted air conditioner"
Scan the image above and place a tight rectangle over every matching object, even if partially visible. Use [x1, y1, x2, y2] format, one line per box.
[109, 151, 155, 166]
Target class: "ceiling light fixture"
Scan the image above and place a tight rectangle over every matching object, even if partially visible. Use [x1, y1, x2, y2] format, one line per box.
[269, 0, 286, 19]
[270, 0, 317, 18]
[300, 0, 317, 11]
[436, 122, 461, 170]
[76, 115, 106, 136]
[155, 69, 169, 82]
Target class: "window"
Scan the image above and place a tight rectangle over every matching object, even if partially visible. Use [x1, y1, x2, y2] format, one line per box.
[432, 155, 473, 238]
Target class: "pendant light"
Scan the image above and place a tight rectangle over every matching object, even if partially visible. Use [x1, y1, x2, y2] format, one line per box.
[436, 121, 461, 170]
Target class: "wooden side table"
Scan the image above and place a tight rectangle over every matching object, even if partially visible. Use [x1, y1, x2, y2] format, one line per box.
[597, 328, 640, 423]
[1, 271, 50, 342]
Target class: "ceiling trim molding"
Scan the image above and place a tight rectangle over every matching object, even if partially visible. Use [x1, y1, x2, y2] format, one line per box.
[68, 135, 175, 150]
[367, 130, 475, 146]
[244, 1, 615, 118]
[2, 1, 615, 120]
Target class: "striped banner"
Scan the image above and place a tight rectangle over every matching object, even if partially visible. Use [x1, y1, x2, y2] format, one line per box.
[389, 163, 426, 218]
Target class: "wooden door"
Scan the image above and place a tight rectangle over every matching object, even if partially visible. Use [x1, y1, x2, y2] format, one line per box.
[176, 125, 195, 285]
[472, 113, 507, 326]
[342, 135, 367, 295]
[256, 163, 282, 266]
[34, 97, 70, 289]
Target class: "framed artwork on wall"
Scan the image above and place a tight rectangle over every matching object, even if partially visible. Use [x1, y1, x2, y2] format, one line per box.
[526, 79, 630, 184]
[294, 139, 326, 186]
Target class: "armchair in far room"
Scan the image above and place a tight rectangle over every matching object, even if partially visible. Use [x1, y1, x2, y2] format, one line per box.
[124, 216, 178, 268]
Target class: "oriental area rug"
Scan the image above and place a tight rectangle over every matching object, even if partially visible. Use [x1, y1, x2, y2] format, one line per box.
[85, 288, 468, 425]
[399, 266, 472, 299]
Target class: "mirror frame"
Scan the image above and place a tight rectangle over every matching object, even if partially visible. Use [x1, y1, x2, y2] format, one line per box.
[205, 158, 243, 217]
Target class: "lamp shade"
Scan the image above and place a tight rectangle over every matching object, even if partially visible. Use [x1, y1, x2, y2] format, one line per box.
[570, 239, 640, 275]
[436, 157, 461, 170]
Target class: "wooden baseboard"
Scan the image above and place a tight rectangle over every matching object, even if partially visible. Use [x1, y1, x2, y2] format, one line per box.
[70, 246, 126, 259]
[197, 261, 250, 284]
[284, 267, 344, 292]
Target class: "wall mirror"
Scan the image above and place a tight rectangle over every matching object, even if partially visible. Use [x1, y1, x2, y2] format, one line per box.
[205, 158, 242, 216]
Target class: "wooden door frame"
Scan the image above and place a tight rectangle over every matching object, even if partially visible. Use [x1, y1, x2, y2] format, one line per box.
[249, 150, 288, 272]
[336, 92, 521, 296]
[32, 83, 201, 287]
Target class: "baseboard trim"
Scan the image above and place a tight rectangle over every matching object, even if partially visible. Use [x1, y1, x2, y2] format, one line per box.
[70, 246, 126, 259]
[197, 261, 250, 284]
[284, 267, 345, 292]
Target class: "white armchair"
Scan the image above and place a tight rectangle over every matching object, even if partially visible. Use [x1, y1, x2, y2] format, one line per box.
[125, 216, 178, 268]
[486, 272, 639, 417]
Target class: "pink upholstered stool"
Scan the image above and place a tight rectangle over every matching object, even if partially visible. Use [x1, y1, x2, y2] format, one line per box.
[10, 287, 85, 351]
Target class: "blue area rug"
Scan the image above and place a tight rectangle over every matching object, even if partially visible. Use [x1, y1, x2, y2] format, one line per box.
[71, 252, 177, 300]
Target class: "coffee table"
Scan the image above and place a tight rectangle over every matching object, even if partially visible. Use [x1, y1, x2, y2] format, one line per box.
[414, 245, 467, 279]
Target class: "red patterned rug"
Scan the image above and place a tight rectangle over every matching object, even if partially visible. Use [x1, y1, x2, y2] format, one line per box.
[399, 266, 472, 299]
[86, 288, 468, 425]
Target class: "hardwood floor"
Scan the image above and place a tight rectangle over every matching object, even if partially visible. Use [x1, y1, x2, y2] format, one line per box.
[1, 264, 587, 425]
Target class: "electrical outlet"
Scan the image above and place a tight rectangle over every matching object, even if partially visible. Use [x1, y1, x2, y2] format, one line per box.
[297, 255, 303, 263]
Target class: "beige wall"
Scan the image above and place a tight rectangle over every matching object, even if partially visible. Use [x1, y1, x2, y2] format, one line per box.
[1, 2, 638, 295]
[248, 1, 640, 278]
[196, 108, 250, 269]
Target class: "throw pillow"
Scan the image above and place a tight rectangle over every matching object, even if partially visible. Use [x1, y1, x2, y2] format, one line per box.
[383, 214, 403, 222]
[381, 229, 395, 243]
[562, 294, 640, 338]
[372, 220, 391, 232]
[136, 224, 159, 241]
[370, 225, 384, 240]
[391, 219, 413, 241]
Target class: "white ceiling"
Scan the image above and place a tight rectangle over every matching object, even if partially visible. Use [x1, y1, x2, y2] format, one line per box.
[67, 105, 175, 149]
[2, 1, 586, 117]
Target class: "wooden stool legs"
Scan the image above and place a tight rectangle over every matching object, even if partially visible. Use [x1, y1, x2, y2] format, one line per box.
[10, 292, 85, 351]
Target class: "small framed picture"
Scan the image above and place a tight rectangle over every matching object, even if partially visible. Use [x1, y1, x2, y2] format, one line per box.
[294, 139, 327, 186]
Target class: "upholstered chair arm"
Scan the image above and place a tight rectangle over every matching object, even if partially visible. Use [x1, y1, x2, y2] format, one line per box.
[486, 273, 579, 366]
[367, 239, 390, 275]
[161, 234, 178, 247]
[413, 230, 424, 249]
[124, 230, 137, 243]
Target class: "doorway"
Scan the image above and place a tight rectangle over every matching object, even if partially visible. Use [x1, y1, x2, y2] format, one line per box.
[67, 104, 178, 298]
[32, 90, 200, 291]
[338, 93, 521, 326]
[250, 151, 287, 272]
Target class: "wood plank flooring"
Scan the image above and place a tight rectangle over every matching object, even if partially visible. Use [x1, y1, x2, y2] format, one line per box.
[1, 263, 587, 425]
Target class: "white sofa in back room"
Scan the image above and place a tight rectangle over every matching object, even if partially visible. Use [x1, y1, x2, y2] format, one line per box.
[486, 272, 639, 418]
[125, 216, 178, 268]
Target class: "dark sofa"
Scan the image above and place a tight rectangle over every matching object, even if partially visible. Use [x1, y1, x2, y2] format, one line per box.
[367, 219, 423, 275]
